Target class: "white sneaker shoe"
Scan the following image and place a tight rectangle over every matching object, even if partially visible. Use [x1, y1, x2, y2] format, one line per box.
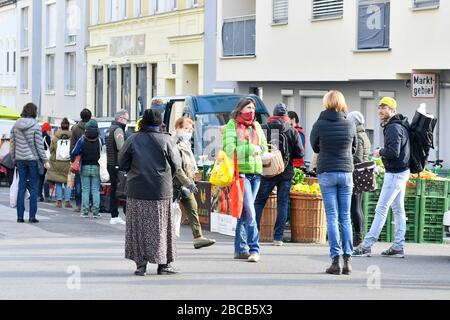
[110, 217, 126, 225]
[273, 240, 284, 246]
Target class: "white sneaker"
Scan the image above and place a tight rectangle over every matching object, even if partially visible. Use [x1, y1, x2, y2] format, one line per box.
[273, 240, 283, 246]
[110, 217, 126, 225]
[248, 253, 260, 263]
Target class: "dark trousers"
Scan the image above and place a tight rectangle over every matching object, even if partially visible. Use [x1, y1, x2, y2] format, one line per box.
[39, 169, 50, 199]
[350, 193, 365, 234]
[16, 160, 39, 219]
[75, 173, 82, 206]
[254, 178, 292, 241]
[107, 165, 121, 218]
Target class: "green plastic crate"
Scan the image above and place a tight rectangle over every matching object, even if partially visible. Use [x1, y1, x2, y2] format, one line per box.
[406, 178, 421, 196]
[430, 168, 450, 179]
[365, 210, 392, 242]
[405, 222, 419, 243]
[419, 225, 444, 244]
[404, 196, 420, 213]
[420, 197, 449, 214]
[420, 179, 449, 197]
[420, 212, 445, 226]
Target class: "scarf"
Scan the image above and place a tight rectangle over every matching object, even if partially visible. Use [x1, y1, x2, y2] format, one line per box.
[143, 125, 161, 132]
[235, 112, 259, 145]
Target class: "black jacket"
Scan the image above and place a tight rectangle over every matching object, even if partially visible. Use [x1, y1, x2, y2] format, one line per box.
[118, 128, 187, 201]
[380, 114, 410, 173]
[106, 121, 126, 167]
[310, 109, 357, 174]
[262, 119, 305, 180]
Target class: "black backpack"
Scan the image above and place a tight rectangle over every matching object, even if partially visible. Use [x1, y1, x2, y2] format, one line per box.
[408, 110, 437, 174]
[263, 124, 290, 168]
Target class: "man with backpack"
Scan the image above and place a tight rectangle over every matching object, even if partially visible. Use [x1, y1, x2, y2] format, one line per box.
[353, 97, 410, 258]
[105, 110, 129, 225]
[70, 109, 92, 213]
[254, 103, 305, 246]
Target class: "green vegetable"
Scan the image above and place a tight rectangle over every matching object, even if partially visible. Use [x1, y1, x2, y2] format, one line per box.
[292, 168, 305, 185]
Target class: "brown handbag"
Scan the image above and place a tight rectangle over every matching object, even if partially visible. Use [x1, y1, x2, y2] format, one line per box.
[70, 155, 81, 174]
[261, 144, 285, 178]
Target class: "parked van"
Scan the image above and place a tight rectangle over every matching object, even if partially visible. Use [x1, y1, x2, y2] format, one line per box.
[149, 94, 270, 161]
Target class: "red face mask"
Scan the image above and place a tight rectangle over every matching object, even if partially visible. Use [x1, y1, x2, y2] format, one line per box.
[240, 110, 255, 122]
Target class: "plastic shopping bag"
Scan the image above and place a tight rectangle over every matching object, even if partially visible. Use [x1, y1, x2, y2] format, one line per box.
[98, 146, 110, 183]
[9, 168, 19, 208]
[229, 153, 244, 219]
[172, 201, 182, 238]
[209, 150, 234, 187]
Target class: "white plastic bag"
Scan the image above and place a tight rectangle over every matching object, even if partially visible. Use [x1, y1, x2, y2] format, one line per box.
[172, 201, 182, 238]
[98, 145, 110, 183]
[9, 168, 19, 208]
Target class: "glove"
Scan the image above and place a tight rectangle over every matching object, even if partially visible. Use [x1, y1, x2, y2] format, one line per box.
[187, 183, 199, 194]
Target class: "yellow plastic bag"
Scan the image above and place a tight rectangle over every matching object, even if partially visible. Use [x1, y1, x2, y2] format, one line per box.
[209, 151, 234, 187]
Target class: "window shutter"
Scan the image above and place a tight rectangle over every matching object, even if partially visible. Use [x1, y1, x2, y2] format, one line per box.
[273, 0, 288, 23]
[413, 0, 439, 8]
[312, 0, 343, 19]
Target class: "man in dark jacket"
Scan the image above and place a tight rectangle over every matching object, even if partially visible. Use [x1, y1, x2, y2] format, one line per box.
[354, 97, 410, 258]
[288, 111, 306, 168]
[70, 108, 92, 212]
[254, 103, 305, 246]
[105, 110, 129, 225]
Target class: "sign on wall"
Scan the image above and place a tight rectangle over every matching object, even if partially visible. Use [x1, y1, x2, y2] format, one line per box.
[411, 73, 436, 98]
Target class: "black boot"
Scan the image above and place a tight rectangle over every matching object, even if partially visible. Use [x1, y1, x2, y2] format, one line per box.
[342, 255, 352, 275]
[326, 256, 341, 275]
[134, 262, 147, 276]
[157, 264, 179, 275]
[353, 232, 364, 247]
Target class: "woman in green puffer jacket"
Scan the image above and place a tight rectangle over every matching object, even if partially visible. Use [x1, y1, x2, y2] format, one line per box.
[223, 97, 267, 263]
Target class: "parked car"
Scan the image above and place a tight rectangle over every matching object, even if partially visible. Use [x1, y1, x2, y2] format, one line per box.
[444, 211, 450, 244]
[150, 94, 270, 161]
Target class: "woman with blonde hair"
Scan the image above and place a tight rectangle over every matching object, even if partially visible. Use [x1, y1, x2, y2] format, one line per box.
[310, 90, 357, 275]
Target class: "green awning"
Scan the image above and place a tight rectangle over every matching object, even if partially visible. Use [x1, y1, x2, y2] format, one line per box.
[0, 105, 20, 120]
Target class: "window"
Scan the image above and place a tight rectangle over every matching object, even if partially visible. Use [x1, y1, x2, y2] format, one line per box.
[92, 0, 99, 24]
[20, 57, 28, 91]
[65, 52, 76, 94]
[112, 0, 126, 20]
[167, 0, 177, 11]
[413, 0, 439, 9]
[273, 0, 288, 23]
[46, 3, 56, 47]
[187, 0, 198, 8]
[66, 0, 78, 44]
[312, 0, 343, 20]
[357, 0, 390, 50]
[6, 52, 10, 73]
[13, 51, 16, 73]
[156, 0, 165, 13]
[46, 54, 55, 92]
[21, 7, 29, 49]
[121, 66, 131, 113]
[108, 67, 117, 116]
[222, 15, 256, 57]
[134, 0, 142, 17]
[105, 0, 112, 22]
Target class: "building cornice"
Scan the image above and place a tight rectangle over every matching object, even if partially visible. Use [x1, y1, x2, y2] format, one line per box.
[168, 33, 204, 44]
[0, 0, 16, 8]
[85, 45, 108, 53]
[88, 7, 204, 31]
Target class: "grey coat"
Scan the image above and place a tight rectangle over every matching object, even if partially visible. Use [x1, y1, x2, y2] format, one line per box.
[10, 118, 48, 163]
[353, 124, 372, 164]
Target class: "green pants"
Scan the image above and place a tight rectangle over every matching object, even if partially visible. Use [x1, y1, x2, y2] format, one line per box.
[179, 193, 203, 239]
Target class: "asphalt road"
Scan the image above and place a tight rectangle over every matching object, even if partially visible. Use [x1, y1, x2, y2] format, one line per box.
[0, 188, 449, 300]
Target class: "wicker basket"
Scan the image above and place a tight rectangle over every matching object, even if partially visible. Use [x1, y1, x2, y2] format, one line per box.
[304, 177, 318, 185]
[290, 192, 327, 244]
[259, 194, 277, 242]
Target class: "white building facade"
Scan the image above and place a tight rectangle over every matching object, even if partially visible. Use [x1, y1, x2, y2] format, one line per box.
[0, 0, 17, 110]
[216, 0, 450, 165]
[16, 0, 89, 119]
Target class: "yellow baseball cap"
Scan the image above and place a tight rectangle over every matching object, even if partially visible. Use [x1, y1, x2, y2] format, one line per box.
[378, 97, 397, 109]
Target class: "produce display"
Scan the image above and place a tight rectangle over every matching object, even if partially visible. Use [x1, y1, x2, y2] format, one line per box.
[291, 168, 321, 195]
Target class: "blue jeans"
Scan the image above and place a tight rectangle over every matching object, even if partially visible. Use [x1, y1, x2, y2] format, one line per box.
[55, 182, 72, 201]
[81, 165, 100, 215]
[362, 170, 410, 250]
[318, 172, 353, 259]
[254, 178, 292, 241]
[235, 174, 261, 255]
[75, 173, 82, 206]
[16, 160, 39, 220]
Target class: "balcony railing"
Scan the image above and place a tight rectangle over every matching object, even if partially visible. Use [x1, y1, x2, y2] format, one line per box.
[222, 14, 256, 57]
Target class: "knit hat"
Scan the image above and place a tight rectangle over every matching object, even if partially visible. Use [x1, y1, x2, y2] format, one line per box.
[273, 103, 288, 116]
[347, 111, 365, 126]
[41, 122, 51, 132]
[379, 97, 397, 109]
[85, 119, 98, 129]
[142, 109, 162, 126]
